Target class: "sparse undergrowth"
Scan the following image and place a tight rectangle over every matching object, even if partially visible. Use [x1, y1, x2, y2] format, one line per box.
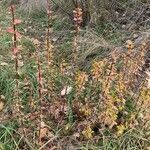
[0, 1, 150, 150]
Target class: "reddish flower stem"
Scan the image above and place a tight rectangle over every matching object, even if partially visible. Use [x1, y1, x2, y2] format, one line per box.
[10, 5, 19, 106]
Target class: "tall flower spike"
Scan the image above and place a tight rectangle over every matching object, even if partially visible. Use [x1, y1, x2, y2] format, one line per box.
[9, 5, 22, 115]
[75, 71, 88, 94]
[91, 60, 105, 82]
[73, 7, 83, 32]
[45, 0, 56, 101]
[72, 6, 83, 63]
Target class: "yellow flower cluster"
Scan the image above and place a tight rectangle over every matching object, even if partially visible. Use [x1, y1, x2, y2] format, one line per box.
[138, 87, 150, 109]
[91, 60, 105, 82]
[58, 40, 148, 137]
[99, 96, 118, 127]
[79, 104, 92, 117]
[82, 126, 94, 139]
[116, 124, 126, 136]
[75, 71, 88, 92]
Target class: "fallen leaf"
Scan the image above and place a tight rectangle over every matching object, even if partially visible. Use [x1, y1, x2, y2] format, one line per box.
[31, 38, 40, 45]
[0, 101, 4, 111]
[18, 60, 24, 67]
[147, 146, 150, 150]
[39, 121, 48, 139]
[39, 121, 54, 145]
[0, 95, 5, 100]
[0, 62, 8, 66]
[73, 132, 80, 138]
[23, 28, 27, 32]
[61, 86, 73, 96]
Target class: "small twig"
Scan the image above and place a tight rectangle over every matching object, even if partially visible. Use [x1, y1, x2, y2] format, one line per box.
[38, 135, 58, 150]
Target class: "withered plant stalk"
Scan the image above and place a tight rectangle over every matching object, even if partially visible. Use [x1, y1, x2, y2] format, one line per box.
[45, 0, 55, 100]
[46, 0, 52, 64]
[35, 47, 43, 144]
[10, 5, 20, 112]
[72, 2, 82, 63]
[36, 50, 43, 99]
[102, 58, 116, 97]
